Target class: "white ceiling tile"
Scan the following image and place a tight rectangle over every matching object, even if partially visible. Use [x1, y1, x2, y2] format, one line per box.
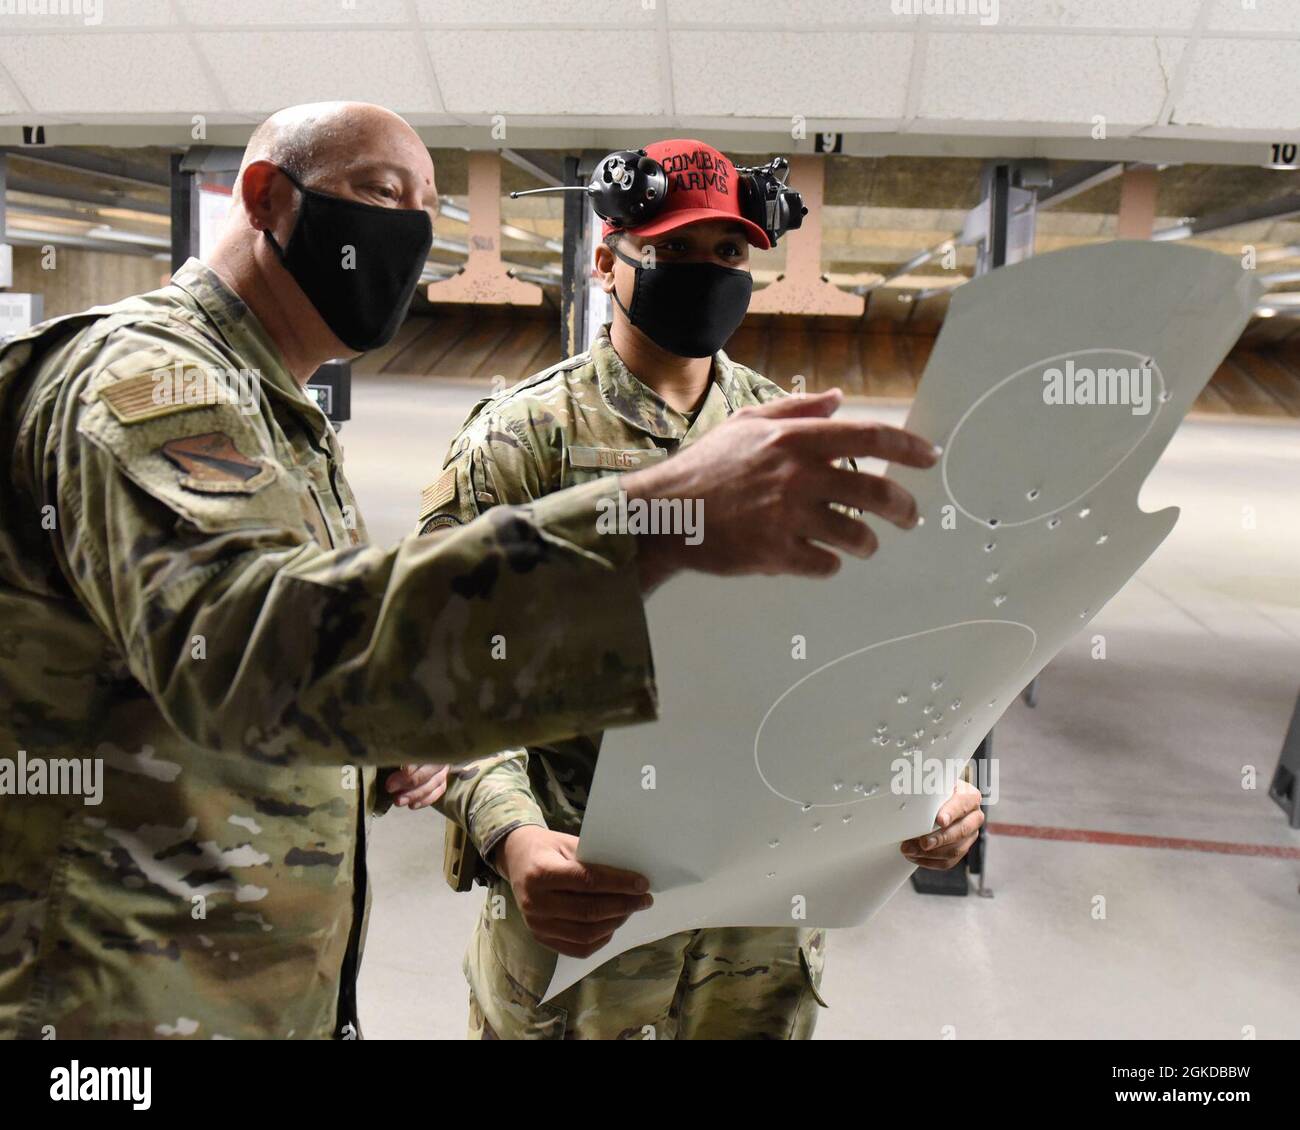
[0, 0, 174, 27]
[419, 0, 655, 23]
[0, 10, 1290, 148]
[1173, 38, 1300, 131]
[1208, 0, 1300, 34]
[0, 32, 219, 113]
[671, 31, 914, 118]
[671, 0, 915, 23]
[920, 33, 1184, 125]
[180, 0, 409, 24]
[994, 1, 1200, 30]
[0, 80, 25, 115]
[196, 31, 440, 113]
[430, 29, 662, 115]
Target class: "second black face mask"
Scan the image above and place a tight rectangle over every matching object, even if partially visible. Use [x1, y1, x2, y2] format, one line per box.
[611, 246, 753, 358]
[264, 168, 434, 353]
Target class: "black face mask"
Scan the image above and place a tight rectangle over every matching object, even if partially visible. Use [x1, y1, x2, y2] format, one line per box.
[264, 168, 434, 353]
[610, 245, 753, 358]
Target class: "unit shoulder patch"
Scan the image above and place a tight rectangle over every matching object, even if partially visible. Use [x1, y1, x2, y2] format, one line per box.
[419, 512, 464, 536]
[160, 432, 275, 494]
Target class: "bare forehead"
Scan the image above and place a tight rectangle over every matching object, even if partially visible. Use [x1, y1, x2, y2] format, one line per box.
[337, 152, 435, 188]
[328, 121, 434, 183]
[259, 105, 433, 187]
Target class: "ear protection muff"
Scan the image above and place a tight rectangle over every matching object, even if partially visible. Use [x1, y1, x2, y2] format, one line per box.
[510, 150, 809, 246]
[736, 157, 808, 246]
[588, 150, 669, 227]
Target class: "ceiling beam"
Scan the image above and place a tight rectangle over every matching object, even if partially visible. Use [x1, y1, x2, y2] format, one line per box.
[8, 174, 169, 215]
[499, 148, 564, 188]
[1153, 192, 1300, 240]
[178, 146, 246, 174]
[2, 146, 169, 188]
[5, 200, 164, 226]
[856, 237, 969, 294]
[1257, 268, 1300, 287]
[2, 227, 166, 258]
[1, 124, 1294, 170]
[438, 200, 562, 253]
[1032, 161, 1125, 211]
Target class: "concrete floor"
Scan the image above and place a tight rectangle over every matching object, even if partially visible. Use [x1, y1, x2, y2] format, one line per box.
[343, 376, 1300, 1040]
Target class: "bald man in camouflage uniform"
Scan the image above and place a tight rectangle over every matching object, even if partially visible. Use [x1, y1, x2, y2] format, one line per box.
[0, 267, 663, 1040]
[0, 106, 920, 1040]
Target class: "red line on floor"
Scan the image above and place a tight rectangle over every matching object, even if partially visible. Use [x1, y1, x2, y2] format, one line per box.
[987, 822, 1300, 860]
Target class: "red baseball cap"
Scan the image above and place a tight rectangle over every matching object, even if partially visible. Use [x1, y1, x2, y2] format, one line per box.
[600, 138, 771, 250]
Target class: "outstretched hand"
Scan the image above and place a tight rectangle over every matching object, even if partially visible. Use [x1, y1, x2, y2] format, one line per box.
[624, 389, 938, 589]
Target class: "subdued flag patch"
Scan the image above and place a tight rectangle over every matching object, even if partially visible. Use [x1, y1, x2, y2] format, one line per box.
[101, 369, 224, 424]
[420, 469, 457, 517]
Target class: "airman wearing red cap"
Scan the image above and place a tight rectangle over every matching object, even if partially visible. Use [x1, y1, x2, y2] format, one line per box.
[418, 140, 980, 1039]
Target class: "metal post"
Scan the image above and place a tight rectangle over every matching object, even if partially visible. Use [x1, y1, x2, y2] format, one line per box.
[1269, 692, 1300, 828]
[559, 155, 591, 359]
[984, 162, 1011, 272]
[913, 160, 1042, 898]
[0, 152, 10, 295]
[169, 151, 199, 274]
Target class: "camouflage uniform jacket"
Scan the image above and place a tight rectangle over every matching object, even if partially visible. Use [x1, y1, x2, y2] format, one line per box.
[0, 263, 656, 1039]
[422, 326, 826, 1018]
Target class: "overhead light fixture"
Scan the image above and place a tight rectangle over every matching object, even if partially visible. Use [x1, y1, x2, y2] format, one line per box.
[84, 225, 169, 249]
[1256, 292, 1300, 311]
[439, 200, 561, 253]
[1257, 269, 1300, 287]
[1256, 243, 1300, 265]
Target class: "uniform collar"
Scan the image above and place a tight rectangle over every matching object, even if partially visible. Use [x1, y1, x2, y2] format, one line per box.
[710, 346, 750, 411]
[593, 324, 742, 442]
[170, 258, 331, 444]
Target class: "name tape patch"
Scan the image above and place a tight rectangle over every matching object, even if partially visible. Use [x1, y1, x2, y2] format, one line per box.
[568, 446, 666, 472]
